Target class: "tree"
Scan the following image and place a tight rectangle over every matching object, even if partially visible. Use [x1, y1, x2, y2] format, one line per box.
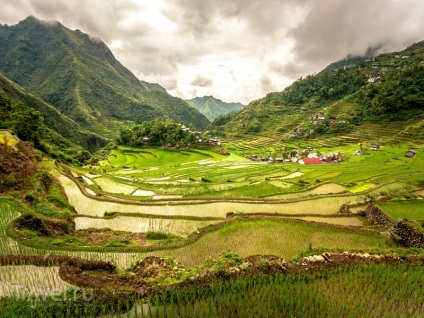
[12, 103, 44, 144]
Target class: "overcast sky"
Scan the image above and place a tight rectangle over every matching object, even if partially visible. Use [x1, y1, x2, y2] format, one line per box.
[1, 0, 424, 104]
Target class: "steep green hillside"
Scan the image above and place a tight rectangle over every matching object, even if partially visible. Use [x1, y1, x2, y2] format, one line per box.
[140, 80, 168, 93]
[0, 16, 209, 137]
[223, 41, 424, 143]
[186, 95, 244, 121]
[0, 72, 108, 156]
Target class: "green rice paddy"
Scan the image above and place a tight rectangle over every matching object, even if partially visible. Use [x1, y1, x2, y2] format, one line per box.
[377, 200, 424, 220]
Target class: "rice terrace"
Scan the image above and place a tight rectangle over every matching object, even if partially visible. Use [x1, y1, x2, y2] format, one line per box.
[1, 7, 424, 318]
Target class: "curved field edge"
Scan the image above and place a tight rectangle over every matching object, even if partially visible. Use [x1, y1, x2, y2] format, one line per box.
[53, 166, 408, 220]
[6, 207, 383, 255]
[2, 199, 392, 263]
[58, 162, 413, 205]
[142, 219, 395, 266]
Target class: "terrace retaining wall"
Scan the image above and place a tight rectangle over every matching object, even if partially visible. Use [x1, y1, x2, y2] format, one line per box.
[390, 219, 424, 248]
[363, 203, 393, 228]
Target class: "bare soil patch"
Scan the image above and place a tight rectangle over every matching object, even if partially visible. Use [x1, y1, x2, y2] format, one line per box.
[75, 228, 147, 246]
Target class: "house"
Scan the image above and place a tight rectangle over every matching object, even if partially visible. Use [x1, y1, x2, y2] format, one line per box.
[299, 158, 321, 165]
[405, 150, 417, 157]
[343, 65, 355, 70]
[371, 144, 380, 151]
[142, 137, 150, 144]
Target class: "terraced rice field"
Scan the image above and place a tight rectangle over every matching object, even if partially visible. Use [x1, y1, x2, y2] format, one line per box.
[0, 265, 72, 297]
[1, 139, 423, 303]
[75, 216, 221, 237]
[147, 219, 393, 266]
[377, 200, 424, 220]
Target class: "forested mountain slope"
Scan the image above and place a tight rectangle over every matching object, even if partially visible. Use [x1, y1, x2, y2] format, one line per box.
[0, 72, 108, 159]
[222, 41, 424, 141]
[0, 16, 210, 137]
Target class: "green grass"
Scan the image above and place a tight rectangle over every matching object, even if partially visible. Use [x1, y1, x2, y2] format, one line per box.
[377, 200, 424, 220]
[150, 219, 393, 266]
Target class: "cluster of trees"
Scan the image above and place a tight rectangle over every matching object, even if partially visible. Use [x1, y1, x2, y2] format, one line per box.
[353, 64, 424, 121]
[0, 94, 97, 164]
[118, 119, 196, 146]
[0, 95, 44, 145]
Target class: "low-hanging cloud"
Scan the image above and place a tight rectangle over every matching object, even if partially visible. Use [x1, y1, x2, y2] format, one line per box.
[190, 76, 213, 87]
[285, 0, 424, 77]
[1, 0, 424, 104]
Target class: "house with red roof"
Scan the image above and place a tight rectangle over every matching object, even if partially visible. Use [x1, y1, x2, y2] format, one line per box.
[299, 158, 321, 165]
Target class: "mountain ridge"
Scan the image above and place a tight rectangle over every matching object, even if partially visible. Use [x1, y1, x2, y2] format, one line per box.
[221, 40, 424, 142]
[186, 95, 244, 121]
[0, 16, 210, 137]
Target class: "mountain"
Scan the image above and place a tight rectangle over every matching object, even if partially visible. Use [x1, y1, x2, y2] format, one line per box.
[222, 41, 424, 142]
[0, 71, 108, 154]
[140, 80, 168, 93]
[0, 16, 210, 138]
[186, 96, 244, 121]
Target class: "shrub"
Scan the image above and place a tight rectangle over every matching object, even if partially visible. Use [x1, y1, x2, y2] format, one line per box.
[16, 212, 49, 235]
[39, 170, 53, 191]
[24, 192, 37, 204]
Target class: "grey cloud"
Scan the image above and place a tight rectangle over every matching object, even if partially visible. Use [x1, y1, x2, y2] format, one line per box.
[190, 76, 213, 87]
[284, 0, 424, 77]
[259, 75, 276, 95]
[165, 0, 307, 39]
[1, 0, 424, 103]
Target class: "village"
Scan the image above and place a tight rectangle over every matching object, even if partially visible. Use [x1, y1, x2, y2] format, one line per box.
[246, 146, 347, 165]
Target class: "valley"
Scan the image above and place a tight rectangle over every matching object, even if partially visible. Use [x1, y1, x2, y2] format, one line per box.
[0, 14, 423, 318]
[1, 134, 423, 316]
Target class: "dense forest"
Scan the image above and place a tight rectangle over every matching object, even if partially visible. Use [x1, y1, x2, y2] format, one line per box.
[118, 119, 196, 147]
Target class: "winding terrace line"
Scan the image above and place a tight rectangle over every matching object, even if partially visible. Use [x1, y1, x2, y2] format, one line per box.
[56, 163, 398, 207]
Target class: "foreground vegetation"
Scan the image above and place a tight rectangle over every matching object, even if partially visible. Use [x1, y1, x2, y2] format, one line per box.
[145, 264, 424, 318]
[0, 262, 423, 317]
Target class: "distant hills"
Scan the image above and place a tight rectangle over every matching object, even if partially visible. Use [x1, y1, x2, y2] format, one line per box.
[186, 96, 244, 121]
[221, 41, 424, 142]
[0, 16, 210, 138]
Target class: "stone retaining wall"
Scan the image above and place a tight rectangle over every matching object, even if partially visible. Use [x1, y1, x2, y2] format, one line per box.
[390, 219, 424, 248]
[363, 203, 394, 228]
